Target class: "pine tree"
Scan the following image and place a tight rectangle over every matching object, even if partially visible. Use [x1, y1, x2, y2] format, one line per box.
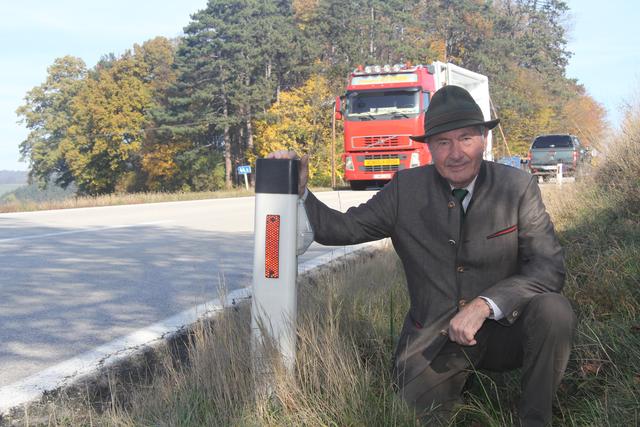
[157, 0, 305, 189]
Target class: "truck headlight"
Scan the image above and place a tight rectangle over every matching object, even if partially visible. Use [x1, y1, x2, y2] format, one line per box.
[345, 156, 355, 171]
[410, 152, 420, 168]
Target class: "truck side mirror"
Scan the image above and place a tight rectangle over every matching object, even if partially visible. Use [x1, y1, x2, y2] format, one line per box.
[423, 92, 431, 112]
[334, 96, 343, 120]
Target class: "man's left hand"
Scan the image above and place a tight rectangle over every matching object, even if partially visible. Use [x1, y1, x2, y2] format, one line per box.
[448, 298, 491, 346]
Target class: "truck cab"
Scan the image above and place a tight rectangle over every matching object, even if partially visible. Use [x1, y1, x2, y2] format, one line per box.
[340, 64, 434, 190]
[338, 62, 493, 190]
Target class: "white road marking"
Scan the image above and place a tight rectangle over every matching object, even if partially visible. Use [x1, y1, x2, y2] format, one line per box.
[298, 240, 386, 274]
[0, 221, 173, 243]
[0, 239, 386, 413]
[0, 287, 251, 412]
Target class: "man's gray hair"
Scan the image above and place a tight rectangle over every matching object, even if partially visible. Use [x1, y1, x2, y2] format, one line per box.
[425, 125, 487, 144]
[475, 125, 486, 136]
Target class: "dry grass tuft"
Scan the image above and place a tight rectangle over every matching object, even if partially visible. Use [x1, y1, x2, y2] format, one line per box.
[0, 187, 333, 214]
[0, 189, 256, 213]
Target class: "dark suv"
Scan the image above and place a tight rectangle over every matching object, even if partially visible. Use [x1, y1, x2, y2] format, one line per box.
[528, 134, 590, 180]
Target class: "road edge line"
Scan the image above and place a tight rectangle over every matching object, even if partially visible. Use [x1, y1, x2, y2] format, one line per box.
[0, 239, 387, 414]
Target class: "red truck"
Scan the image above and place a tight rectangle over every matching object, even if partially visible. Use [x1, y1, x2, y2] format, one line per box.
[336, 62, 494, 190]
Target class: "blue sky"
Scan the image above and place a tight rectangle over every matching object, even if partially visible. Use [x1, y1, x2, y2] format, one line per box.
[0, 0, 208, 171]
[565, 0, 640, 127]
[1, 0, 639, 171]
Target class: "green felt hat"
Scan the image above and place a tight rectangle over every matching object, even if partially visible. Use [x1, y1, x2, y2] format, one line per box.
[410, 85, 499, 142]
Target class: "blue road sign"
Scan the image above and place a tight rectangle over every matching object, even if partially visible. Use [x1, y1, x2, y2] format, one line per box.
[237, 165, 252, 175]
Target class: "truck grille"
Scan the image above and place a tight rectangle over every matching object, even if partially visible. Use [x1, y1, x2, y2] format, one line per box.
[364, 154, 400, 172]
[354, 135, 400, 148]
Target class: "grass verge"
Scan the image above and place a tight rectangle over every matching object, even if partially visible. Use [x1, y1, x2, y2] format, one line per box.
[7, 246, 419, 426]
[0, 189, 255, 214]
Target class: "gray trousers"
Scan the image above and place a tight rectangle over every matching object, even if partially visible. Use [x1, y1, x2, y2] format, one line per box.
[398, 293, 576, 427]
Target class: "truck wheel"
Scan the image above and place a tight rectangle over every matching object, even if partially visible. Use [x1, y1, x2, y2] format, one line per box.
[349, 181, 367, 191]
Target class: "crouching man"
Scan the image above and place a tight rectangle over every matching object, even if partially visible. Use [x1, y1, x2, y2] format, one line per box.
[268, 85, 575, 426]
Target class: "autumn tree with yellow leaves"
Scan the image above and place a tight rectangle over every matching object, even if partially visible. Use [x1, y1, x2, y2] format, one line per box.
[61, 53, 151, 194]
[18, 38, 177, 195]
[17, 56, 87, 189]
[254, 75, 341, 186]
[559, 85, 608, 149]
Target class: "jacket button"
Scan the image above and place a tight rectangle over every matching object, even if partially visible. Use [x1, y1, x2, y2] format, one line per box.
[512, 310, 519, 318]
[439, 329, 448, 336]
[458, 299, 467, 307]
[448, 239, 456, 246]
[448, 201, 456, 209]
[457, 266, 464, 273]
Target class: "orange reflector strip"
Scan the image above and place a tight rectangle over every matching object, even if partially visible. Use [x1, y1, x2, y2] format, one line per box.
[265, 214, 280, 278]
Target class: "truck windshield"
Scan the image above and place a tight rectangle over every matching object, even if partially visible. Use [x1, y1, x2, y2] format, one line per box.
[346, 89, 420, 120]
[532, 135, 573, 148]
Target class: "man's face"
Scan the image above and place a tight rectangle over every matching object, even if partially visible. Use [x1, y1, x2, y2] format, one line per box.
[427, 126, 487, 188]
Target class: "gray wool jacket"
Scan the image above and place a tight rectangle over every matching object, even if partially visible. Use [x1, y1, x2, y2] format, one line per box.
[303, 161, 565, 376]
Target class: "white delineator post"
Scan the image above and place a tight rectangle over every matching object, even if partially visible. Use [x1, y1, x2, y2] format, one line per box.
[251, 158, 299, 372]
[557, 162, 563, 185]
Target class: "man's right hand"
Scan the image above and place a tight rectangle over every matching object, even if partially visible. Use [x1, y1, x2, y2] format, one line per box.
[266, 150, 309, 197]
[448, 297, 491, 346]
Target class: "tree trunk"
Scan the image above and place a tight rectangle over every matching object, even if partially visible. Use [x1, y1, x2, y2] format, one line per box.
[238, 119, 245, 159]
[223, 94, 232, 189]
[369, 6, 375, 56]
[246, 116, 255, 187]
[243, 73, 256, 187]
[444, 35, 448, 62]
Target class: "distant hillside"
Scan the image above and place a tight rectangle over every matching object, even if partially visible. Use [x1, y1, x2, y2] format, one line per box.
[1, 181, 76, 204]
[0, 184, 24, 197]
[0, 170, 28, 184]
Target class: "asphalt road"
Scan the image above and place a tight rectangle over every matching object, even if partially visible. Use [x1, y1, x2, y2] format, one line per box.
[0, 190, 376, 390]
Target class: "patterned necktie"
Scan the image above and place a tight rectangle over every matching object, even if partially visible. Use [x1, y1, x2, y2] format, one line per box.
[452, 188, 469, 219]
